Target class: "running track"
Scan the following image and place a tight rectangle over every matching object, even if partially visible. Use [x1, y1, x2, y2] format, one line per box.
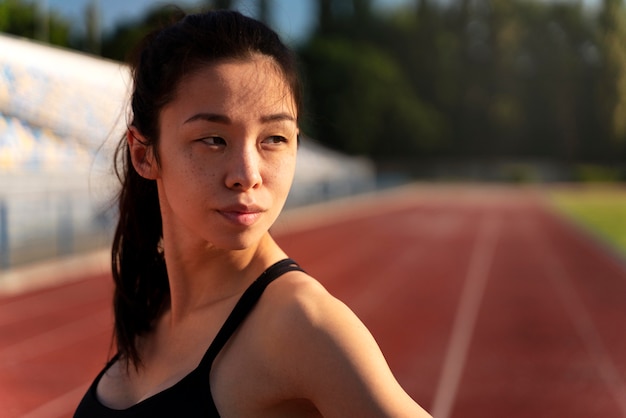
[1, 185, 625, 417]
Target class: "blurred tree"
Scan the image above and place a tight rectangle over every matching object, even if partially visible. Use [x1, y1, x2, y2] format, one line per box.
[352, 0, 372, 21]
[258, 0, 270, 24]
[4, 0, 624, 169]
[299, 37, 446, 157]
[207, 0, 234, 9]
[597, 0, 626, 154]
[100, 5, 185, 62]
[484, 0, 524, 157]
[0, 0, 71, 47]
[363, 1, 460, 155]
[447, 0, 484, 157]
[317, 0, 333, 32]
[84, 0, 101, 55]
[35, 0, 47, 41]
[299, 0, 612, 165]
[519, 2, 597, 161]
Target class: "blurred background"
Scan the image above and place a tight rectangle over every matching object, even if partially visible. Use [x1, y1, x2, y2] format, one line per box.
[2, 2, 626, 417]
[1, 0, 626, 268]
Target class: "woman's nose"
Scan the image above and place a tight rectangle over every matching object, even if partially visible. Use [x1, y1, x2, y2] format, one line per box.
[225, 146, 262, 191]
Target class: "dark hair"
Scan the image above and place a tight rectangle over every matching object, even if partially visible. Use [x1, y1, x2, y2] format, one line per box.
[111, 9, 302, 368]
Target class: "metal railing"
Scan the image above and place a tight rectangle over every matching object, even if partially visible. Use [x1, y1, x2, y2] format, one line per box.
[0, 185, 115, 270]
[0, 174, 381, 270]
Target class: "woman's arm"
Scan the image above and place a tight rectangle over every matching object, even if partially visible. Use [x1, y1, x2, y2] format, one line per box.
[263, 273, 433, 418]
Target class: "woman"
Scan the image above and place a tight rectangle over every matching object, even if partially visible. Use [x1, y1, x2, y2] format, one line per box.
[75, 9, 432, 418]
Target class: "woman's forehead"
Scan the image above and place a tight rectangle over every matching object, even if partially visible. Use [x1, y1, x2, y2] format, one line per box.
[179, 56, 289, 94]
[164, 56, 298, 122]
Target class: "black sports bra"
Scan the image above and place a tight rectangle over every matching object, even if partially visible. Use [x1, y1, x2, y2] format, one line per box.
[74, 258, 304, 417]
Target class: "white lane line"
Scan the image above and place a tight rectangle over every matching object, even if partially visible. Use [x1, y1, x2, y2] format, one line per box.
[431, 216, 501, 418]
[527, 221, 626, 417]
[0, 308, 111, 365]
[20, 383, 89, 418]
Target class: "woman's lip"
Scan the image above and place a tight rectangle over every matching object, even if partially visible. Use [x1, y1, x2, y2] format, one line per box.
[217, 210, 263, 226]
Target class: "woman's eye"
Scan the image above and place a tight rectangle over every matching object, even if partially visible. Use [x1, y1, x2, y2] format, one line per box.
[199, 136, 226, 146]
[263, 136, 287, 145]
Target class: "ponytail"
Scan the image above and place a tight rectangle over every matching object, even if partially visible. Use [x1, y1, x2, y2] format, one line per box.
[111, 143, 168, 368]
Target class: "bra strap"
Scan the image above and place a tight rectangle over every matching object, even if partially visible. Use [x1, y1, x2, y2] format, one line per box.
[198, 258, 304, 370]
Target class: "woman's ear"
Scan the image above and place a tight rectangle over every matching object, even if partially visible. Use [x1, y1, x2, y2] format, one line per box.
[127, 127, 158, 180]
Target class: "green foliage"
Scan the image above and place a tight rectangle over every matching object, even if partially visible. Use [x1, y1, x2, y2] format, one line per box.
[100, 5, 186, 62]
[299, 37, 445, 157]
[5, 0, 626, 168]
[0, 0, 70, 47]
[597, 0, 626, 151]
[296, 0, 626, 164]
[0, 0, 36, 37]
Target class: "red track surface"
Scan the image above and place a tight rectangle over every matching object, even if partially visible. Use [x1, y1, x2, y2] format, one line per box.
[1, 185, 625, 418]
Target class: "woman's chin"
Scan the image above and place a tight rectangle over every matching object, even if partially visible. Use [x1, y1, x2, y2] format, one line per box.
[206, 230, 266, 253]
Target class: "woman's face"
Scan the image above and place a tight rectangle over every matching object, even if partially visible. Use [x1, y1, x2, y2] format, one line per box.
[152, 55, 298, 252]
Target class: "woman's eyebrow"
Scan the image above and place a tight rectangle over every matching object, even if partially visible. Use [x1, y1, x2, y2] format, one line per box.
[184, 113, 231, 124]
[260, 113, 296, 123]
[183, 112, 296, 124]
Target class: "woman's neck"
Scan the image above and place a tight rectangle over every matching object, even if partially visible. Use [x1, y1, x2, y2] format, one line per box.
[161, 233, 286, 323]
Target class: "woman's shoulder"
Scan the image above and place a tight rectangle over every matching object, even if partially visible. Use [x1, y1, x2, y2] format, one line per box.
[258, 270, 350, 338]
[257, 269, 388, 366]
[252, 268, 359, 362]
[251, 270, 431, 417]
